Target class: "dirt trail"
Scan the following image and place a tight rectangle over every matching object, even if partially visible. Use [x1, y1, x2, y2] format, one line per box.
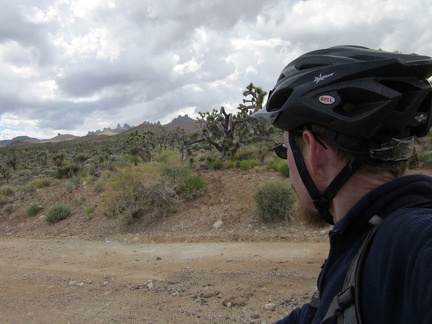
[0, 237, 328, 323]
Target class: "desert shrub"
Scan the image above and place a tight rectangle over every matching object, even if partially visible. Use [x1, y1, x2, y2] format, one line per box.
[238, 159, 258, 170]
[26, 203, 42, 217]
[39, 168, 57, 179]
[418, 150, 432, 168]
[207, 158, 224, 170]
[0, 186, 15, 196]
[158, 151, 191, 188]
[45, 203, 71, 224]
[83, 163, 97, 176]
[3, 204, 14, 214]
[0, 193, 7, 207]
[267, 158, 290, 177]
[31, 178, 51, 189]
[77, 195, 86, 205]
[18, 170, 33, 182]
[226, 161, 238, 169]
[235, 145, 255, 161]
[55, 163, 79, 179]
[65, 179, 76, 192]
[252, 142, 271, 163]
[80, 174, 94, 185]
[253, 178, 296, 222]
[94, 178, 107, 192]
[103, 164, 179, 224]
[180, 175, 207, 199]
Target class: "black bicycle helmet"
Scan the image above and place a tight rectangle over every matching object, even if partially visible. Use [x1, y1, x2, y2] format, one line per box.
[253, 45, 432, 141]
[252, 46, 432, 224]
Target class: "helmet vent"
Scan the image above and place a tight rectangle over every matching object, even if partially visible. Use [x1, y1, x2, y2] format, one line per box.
[298, 63, 329, 71]
[335, 87, 387, 117]
[380, 79, 423, 112]
[267, 87, 293, 112]
[350, 55, 386, 61]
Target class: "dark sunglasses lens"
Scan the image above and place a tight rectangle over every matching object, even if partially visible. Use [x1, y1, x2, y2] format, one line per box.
[273, 144, 287, 159]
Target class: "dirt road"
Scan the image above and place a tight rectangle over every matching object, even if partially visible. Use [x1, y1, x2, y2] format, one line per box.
[0, 237, 328, 323]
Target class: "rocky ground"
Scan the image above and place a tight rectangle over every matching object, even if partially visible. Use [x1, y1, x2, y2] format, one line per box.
[0, 168, 331, 323]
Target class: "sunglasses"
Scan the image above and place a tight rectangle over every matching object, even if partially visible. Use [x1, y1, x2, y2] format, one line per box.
[271, 131, 328, 160]
[271, 141, 288, 159]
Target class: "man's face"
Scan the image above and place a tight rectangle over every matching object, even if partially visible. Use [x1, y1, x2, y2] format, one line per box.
[284, 131, 326, 226]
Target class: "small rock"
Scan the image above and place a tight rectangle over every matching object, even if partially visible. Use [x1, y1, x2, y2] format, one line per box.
[147, 281, 154, 289]
[213, 220, 223, 229]
[264, 303, 276, 311]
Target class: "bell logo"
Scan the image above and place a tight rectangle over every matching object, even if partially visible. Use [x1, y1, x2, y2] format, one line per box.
[319, 95, 335, 105]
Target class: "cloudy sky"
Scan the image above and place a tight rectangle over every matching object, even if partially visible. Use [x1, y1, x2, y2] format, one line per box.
[1, 0, 432, 140]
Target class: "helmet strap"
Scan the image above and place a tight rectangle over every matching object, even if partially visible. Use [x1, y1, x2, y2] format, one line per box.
[289, 132, 364, 225]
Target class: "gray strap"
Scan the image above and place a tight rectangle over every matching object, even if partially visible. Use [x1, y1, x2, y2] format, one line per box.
[321, 215, 384, 324]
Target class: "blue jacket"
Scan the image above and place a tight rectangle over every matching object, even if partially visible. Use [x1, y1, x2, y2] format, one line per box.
[276, 174, 432, 323]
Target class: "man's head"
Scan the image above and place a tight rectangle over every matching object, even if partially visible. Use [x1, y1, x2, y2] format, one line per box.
[253, 45, 432, 224]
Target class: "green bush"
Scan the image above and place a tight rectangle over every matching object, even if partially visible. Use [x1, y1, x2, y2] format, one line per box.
[226, 161, 238, 169]
[208, 158, 224, 170]
[26, 203, 42, 217]
[253, 179, 296, 222]
[267, 158, 290, 177]
[158, 151, 191, 187]
[180, 175, 207, 199]
[238, 159, 257, 170]
[45, 203, 71, 224]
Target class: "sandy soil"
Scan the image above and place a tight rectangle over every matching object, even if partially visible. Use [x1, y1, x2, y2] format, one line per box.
[0, 237, 328, 323]
[0, 168, 331, 323]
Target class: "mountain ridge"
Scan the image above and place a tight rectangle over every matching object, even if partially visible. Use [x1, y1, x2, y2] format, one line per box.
[0, 115, 198, 147]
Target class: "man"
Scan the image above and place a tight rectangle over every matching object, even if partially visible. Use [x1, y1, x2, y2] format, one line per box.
[252, 46, 432, 323]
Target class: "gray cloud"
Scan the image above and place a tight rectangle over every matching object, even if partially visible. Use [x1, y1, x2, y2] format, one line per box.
[0, 0, 431, 140]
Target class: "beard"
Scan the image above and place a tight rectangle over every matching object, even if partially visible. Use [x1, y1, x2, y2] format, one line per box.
[293, 199, 330, 228]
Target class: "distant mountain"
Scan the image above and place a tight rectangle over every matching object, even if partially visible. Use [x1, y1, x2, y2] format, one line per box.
[0, 136, 40, 147]
[0, 115, 200, 147]
[166, 115, 200, 132]
[87, 123, 133, 136]
[126, 115, 199, 134]
[39, 134, 78, 143]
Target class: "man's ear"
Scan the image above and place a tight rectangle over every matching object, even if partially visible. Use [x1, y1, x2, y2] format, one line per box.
[302, 130, 328, 177]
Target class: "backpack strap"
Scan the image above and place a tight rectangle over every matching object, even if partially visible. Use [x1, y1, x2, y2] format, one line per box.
[322, 215, 384, 324]
[305, 289, 321, 324]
